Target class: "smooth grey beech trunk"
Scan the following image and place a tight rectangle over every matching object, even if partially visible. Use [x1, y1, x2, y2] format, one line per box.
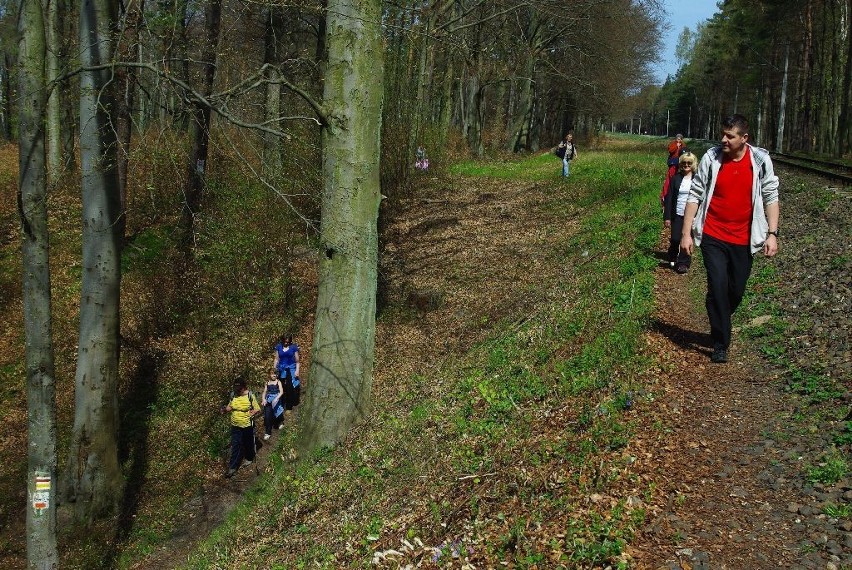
[297, 0, 383, 453]
[184, 0, 221, 239]
[262, 7, 282, 175]
[505, 12, 539, 152]
[45, 0, 61, 183]
[63, 0, 124, 520]
[17, 0, 59, 565]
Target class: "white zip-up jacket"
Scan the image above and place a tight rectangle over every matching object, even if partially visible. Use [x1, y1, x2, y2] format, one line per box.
[688, 143, 780, 254]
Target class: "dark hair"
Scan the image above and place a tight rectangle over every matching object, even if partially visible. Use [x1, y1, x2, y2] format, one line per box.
[233, 378, 247, 391]
[279, 333, 293, 346]
[722, 114, 749, 134]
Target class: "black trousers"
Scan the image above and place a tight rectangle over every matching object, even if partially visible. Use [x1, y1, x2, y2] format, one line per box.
[667, 214, 692, 266]
[700, 234, 753, 350]
[229, 425, 256, 470]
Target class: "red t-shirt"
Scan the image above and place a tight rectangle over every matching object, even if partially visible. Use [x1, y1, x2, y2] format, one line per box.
[703, 147, 753, 245]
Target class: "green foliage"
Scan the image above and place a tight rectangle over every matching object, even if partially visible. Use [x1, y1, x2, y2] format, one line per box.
[450, 152, 561, 180]
[121, 229, 175, 274]
[822, 502, 851, 519]
[806, 452, 849, 485]
[787, 369, 842, 404]
[834, 422, 852, 447]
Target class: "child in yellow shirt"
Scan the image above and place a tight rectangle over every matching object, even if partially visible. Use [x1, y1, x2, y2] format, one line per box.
[222, 378, 260, 478]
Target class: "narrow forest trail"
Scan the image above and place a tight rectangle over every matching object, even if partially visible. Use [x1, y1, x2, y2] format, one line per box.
[628, 173, 852, 569]
[630, 250, 803, 567]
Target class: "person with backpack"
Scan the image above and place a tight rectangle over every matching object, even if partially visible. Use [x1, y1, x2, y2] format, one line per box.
[273, 333, 302, 412]
[555, 132, 578, 177]
[260, 369, 285, 440]
[222, 378, 261, 478]
[681, 115, 780, 364]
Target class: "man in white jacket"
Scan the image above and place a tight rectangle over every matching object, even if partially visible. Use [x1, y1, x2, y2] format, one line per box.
[680, 114, 780, 363]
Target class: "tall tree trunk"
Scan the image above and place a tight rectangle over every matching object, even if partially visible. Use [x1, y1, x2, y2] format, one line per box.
[777, 42, 790, 153]
[409, 13, 431, 162]
[297, 0, 383, 453]
[45, 0, 61, 183]
[60, 0, 77, 173]
[836, 0, 852, 156]
[63, 0, 124, 521]
[438, 51, 454, 145]
[17, 0, 59, 563]
[115, 0, 144, 226]
[0, 52, 11, 140]
[262, 7, 282, 175]
[505, 10, 539, 152]
[465, 69, 482, 156]
[183, 0, 222, 242]
[799, 0, 814, 151]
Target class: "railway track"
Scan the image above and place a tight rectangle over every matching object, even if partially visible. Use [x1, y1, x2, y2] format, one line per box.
[770, 152, 852, 185]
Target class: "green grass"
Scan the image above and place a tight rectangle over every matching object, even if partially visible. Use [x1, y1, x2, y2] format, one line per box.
[104, 138, 670, 569]
[450, 151, 562, 180]
[806, 452, 849, 485]
[822, 502, 852, 519]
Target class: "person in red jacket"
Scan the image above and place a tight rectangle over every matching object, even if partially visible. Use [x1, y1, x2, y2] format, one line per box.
[660, 134, 687, 207]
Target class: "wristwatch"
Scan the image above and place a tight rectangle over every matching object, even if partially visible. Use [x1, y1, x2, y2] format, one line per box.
[767, 230, 779, 237]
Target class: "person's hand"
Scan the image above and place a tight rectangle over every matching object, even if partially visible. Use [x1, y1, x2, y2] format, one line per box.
[680, 233, 694, 256]
[763, 234, 778, 257]
[664, 220, 671, 228]
[261, 400, 267, 407]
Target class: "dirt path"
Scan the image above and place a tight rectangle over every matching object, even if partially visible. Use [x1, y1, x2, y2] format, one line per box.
[123, 166, 852, 569]
[630, 209, 851, 569]
[128, 411, 299, 570]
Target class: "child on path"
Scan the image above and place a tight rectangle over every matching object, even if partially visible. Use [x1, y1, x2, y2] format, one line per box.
[415, 145, 429, 170]
[664, 151, 697, 273]
[222, 378, 260, 478]
[261, 369, 285, 440]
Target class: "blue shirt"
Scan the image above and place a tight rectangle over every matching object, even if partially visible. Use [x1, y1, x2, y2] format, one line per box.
[276, 343, 300, 387]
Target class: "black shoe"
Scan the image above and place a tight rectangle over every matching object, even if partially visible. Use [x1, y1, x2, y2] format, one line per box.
[675, 263, 689, 274]
[711, 347, 728, 363]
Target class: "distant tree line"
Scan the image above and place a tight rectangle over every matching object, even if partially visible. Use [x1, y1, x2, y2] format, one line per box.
[623, 0, 852, 157]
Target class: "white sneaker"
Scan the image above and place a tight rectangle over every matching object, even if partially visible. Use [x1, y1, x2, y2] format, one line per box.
[263, 434, 271, 441]
[242, 459, 253, 467]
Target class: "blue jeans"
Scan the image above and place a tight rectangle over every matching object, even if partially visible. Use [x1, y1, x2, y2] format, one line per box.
[562, 158, 571, 177]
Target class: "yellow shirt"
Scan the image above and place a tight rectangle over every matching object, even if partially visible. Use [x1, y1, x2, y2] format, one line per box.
[228, 392, 259, 428]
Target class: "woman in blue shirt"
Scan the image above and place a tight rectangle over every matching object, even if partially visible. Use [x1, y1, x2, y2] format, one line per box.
[273, 333, 301, 410]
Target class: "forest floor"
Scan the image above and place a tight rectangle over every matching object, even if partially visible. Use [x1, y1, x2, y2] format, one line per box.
[133, 158, 849, 569]
[1, 142, 849, 569]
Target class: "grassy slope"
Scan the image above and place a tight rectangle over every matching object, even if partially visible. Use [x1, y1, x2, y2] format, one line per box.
[179, 136, 668, 569]
[0, 134, 673, 569]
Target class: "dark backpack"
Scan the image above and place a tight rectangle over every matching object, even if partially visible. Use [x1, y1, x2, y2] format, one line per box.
[554, 145, 567, 159]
